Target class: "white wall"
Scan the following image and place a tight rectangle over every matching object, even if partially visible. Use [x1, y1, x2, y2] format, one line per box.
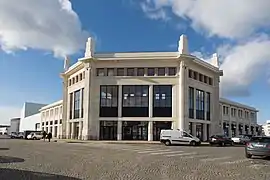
[10, 118, 20, 133]
[19, 113, 41, 132]
[262, 120, 270, 136]
[0, 127, 9, 134]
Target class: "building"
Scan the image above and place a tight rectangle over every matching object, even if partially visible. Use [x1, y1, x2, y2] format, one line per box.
[0, 125, 10, 135]
[9, 118, 20, 133]
[40, 100, 63, 138]
[262, 120, 270, 136]
[19, 102, 47, 132]
[59, 35, 224, 141]
[219, 98, 260, 137]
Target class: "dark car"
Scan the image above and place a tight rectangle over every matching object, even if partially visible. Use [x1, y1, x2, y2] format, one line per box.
[245, 136, 270, 158]
[209, 135, 234, 146]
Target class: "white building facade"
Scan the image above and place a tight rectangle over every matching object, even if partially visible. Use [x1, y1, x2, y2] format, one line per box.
[219, 98, 260, 137]
[262, 120, 270, 136]
[60, 35, 223, 141]
[40, 100, 63, 138]
[9, 118, 20, 133]
[19, 102, 46, 132]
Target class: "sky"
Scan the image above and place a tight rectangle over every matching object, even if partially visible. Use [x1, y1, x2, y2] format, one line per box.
[1, 0, 270, 125]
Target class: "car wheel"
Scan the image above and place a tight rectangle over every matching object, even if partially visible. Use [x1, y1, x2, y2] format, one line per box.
[164, 140, 171, 146]
[245, 153, 252, 159]
[220, 142, 225, 146]
[190, 141, 196, 146]
[33, 137, 37, 140]
[230, 142, 234, 146]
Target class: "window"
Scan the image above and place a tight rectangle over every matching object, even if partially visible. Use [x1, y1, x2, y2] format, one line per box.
[127, 68, 135, 76]
[60, 119, 62, 124]
[81, 88, 84, 118]
[137, 68, 145, 76]
[97, 68, 105, 76]
[188, 69, 193, 78]
[196, 89, 205, 120]
[107, 68, 115, 76]
[122, 85, 149, 117]
[206, 92, 210, 120]
[153, 85, 172, 117]
[199, 74, 203, 82]
[54, 120, 58, 124]
[193, 71, 198, 80]
[50, 121, 53, 125]
[72, 77, 75, 84]
[168, 67, 176, 76]
[189, 87, 194, 118]
[157, 68, 165, 76]
[209, 77, 213, 85]
[79, 73, 82, 80]
[116, 68, 124, 76]
[74, 90, 80, 119]
[75, 75, 78, 83]
[100, 85, 118, 117]
[204, 75, 207, 83]
[69, 79, 71, 86]
[147, 68, 155, 76]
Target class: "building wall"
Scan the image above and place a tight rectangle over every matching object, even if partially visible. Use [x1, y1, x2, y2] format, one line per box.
[40, 100, 63, 138]
[0, 127, 10, 135]
[219, 98, 259, 137]
[62, 54, 221, 141]
[262, 120, 270, 136]
[10, 118, 20, 133]
[19, 113, 41, 132]
[21, 102, 47, 118]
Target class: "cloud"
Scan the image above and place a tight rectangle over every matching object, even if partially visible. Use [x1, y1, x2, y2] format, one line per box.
[0, 106, 21, 125]
[0, 0, 88, 57]
[140, 0, 270, 39]
[219, 35, 270, 96]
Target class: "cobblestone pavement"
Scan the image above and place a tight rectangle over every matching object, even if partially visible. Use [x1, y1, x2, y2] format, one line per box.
[0, 139, 270, 180]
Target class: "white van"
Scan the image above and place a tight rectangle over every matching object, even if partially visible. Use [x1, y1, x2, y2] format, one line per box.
[27, 132, 43, 140]
[160, 129, 201, 146]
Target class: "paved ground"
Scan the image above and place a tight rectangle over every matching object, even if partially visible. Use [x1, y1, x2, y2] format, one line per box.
[0, 138, 270, 180]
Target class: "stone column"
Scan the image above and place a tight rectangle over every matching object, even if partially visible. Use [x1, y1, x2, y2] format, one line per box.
[79, 88, 83, 118]
[61, 75, 68, 139]
[148, 121, 153, 141]
[192, 123, 196, 137]
[71, 122, 75, 139]
[117, 121, 122, 141]
[203, 123, 207, 141]
[118, 85, 122, 118]
[66, 122, 70, 139]
[78, 121, 83, 140]
[149, 85, 153, 118]
[236, 123, 239, 137]
[178, 61, 185, 131]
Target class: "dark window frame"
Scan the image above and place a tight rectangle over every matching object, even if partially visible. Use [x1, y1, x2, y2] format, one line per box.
[196, 89, 205, 120]
[74, 90, 80, 119]
[99, 85, 118, 117]
[69, 93, 73, 119]
[189, 87, 194, 118]
[153, 85, 172, 117]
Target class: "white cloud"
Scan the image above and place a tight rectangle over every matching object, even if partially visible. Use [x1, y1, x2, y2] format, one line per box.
[141, 0, 270, 39]
[0, 106, 21, 125]
[0, 0, 88, 57]
[141, 0, 270, 96]
[219, 35, 270, 96]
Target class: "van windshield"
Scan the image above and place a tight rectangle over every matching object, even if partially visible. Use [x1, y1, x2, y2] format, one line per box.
[183, 132, 193, 138]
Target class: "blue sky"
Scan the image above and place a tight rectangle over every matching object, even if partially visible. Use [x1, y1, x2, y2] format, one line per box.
[1, 0, 270, 124]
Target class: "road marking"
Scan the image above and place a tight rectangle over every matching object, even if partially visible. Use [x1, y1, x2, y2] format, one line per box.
[181, 155, 209, 159]
[121, 148, 156, 151]
[248, 164, 269, 169]
[166, 152, 197, 157]
[220, 159, 250, 165]
[200, 156, 231, 162]
[138, 149, 171, 154]
[150, 151, 184, 155]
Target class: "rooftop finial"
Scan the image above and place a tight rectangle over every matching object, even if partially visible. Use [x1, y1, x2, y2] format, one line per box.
[211, 53, 220, 68]
[178, 34, 189, 54]
[84, 37, 95, 58]
[64, 55, 70, 71]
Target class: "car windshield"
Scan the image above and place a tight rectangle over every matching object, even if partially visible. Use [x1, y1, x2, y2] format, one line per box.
[212, 135, 224, 138]
[251, 137, 270, 143]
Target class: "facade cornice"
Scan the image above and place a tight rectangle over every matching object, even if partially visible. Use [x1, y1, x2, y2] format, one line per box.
[219, 97, 258, 112]
[39, 100, 63, 111]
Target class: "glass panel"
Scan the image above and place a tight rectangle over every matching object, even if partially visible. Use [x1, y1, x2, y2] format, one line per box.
[137, 68, 145, 76]
[116, 68, 124, 76]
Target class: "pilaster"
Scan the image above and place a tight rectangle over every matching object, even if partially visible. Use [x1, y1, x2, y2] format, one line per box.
[148, 121, 153, 141]
[117, 121, 122, 140]
[149, 85, 153, 118]
[178, 60, 186, 131]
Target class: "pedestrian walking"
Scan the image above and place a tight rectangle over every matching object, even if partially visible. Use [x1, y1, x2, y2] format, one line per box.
[47, 132, 52, 142]
[42, 131, 47, 141]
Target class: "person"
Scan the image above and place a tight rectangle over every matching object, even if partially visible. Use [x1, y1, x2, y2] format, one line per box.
[47, 132, 52, 142]
[42, 131, 47, 141]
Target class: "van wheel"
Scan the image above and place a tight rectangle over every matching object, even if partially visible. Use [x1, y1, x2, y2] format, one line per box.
[190, 141, 196, 146]
[164, 140, 171, 146]
[33, 137, 37, 140]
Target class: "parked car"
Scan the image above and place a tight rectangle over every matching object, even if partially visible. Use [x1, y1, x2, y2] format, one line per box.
[27, 132, 43, 140]
[209, 135, 234, 146]
[10, 132, 24, 139]
[231, 134, 253, 144]
[160, 129, 201, 146]
[245, 136, 270, 158]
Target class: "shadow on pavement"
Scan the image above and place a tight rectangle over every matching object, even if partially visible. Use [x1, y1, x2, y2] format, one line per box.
[0, 148, 9, 150]
[0, 168, 81, 180]
[0, 156, 25, 164]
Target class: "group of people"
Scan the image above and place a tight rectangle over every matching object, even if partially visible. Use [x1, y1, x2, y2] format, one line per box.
[42, 131, 52, 142]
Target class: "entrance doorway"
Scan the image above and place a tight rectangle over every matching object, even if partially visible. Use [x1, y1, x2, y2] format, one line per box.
[99, 121, 117, 140]
[122, 121, 148, 140]
[196, 123, 203, 141]
[153, 121, 172, 141]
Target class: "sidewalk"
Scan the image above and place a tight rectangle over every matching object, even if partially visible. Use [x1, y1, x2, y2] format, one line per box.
[54, 139, 209, 145]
